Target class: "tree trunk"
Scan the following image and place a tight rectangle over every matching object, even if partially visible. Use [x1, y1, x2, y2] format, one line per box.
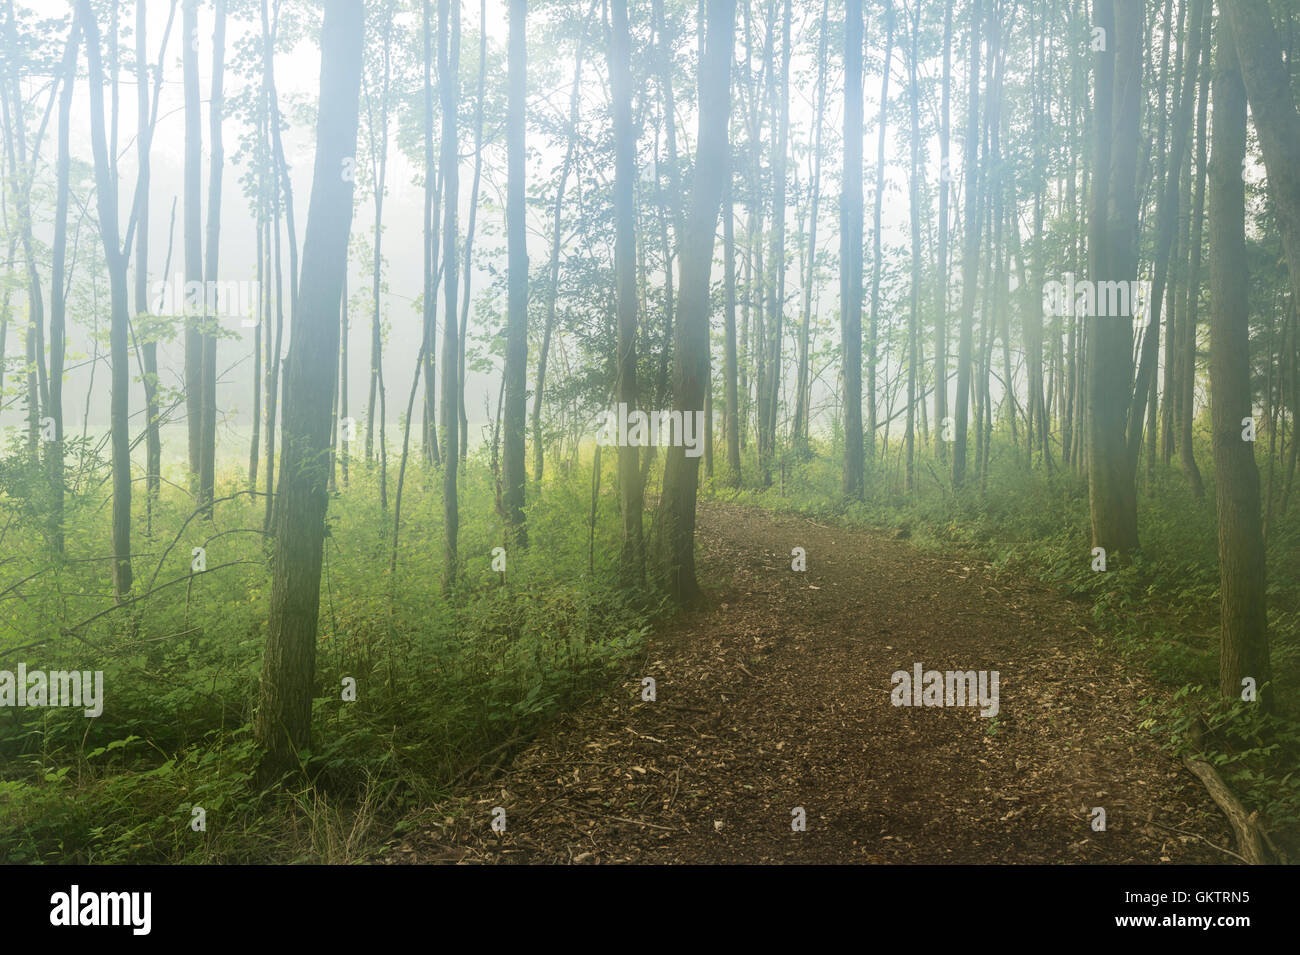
[534, 7, 590, 485]
[905, 0, 920, 492]
[792, 0, 827, 450]
[952, 0, 981, 488]
[80, 0, 133, 600]
[724, 179, 742, 482]
[1085, 0, 1140, 556]
[183, 0, 203, 489]
[609, 0, 644, 583]
[1181, 13, 1210, 500]
[1222, 0, 1300, 314]
[49, 19, 80, 554]
[934, 0, 953, 462]
[502, 0, 529, 543]
[658, 0, 734, 604]
[1208, 14, 1271, 712]
[254, 0, 362, 785]
[199, 0, 227, 515]
[841, 0, 865, 498]
[439, 0, 460, 588]
[460, 0, 488, 462]
[867, 3, 894, 467]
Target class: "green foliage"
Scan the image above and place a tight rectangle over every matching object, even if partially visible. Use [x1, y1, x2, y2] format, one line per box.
[0, 449, 654, 863]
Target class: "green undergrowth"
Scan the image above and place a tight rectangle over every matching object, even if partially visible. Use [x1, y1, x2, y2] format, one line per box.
[0, 444, 658, 863]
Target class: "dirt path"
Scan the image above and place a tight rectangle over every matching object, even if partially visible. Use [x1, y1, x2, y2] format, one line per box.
[392, 500, 1234, 864]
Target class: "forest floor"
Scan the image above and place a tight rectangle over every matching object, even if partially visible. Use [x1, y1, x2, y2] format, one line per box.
[389, 500, 1235, 864]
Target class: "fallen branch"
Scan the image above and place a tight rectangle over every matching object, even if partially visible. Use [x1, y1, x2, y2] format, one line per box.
[1181, 754, 1274, 865]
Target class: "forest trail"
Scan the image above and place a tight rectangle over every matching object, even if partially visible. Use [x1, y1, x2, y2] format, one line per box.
[393, 500, 1234, 864]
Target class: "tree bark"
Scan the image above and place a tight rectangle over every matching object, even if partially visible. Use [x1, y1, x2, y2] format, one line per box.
[609, 0, 644, 583]
[841, 0, 865, 498]
[199, 0, 227, 515]
[254, 0, 362, 785]
[439, 0, 460, 588]
[1085, 0, 1140, 555]
[80, 0, 133, 600]
[658, 0, 734, 604]
[183, 0, 203, 489]
[502, 0, 529, 543]
[1208, 14, 1271, 712]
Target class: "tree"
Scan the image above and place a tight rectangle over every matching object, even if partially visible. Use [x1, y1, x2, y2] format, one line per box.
[841, 0, 865, 498]
[421, 0, 440, 469]
[502, 0, 528, 542]
[363, 4, 394, 509]
[1208, 12, 1271, 712]
[79, 0, 133, 601]
[183, 0, 203, 489]
[657, 0, 735, 603]
[1221, 0, 1300, 313]
[951, 0, 981, 488]
[533, 5, 590, 485]
[254, 0, 363, 785]
[1085, 0, 1140, 555]
[609, 0, 644, 582]
[792, 0, 828, 450]
[905, 0, 920, 492]
[49, 16, 80, 553]
[934, 0, 953, 463]
[199, 0, 228, 515]
[439, 0, 460, 588]
[867, 0, 893, 467]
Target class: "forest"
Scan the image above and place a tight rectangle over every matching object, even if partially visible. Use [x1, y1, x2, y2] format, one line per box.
[0, 0, 1297, 867]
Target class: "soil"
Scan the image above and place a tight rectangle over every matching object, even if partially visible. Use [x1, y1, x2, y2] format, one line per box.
[390, 500, 1235, 864]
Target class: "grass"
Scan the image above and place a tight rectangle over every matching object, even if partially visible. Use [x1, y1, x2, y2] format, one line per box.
[0, 440, 657, 863]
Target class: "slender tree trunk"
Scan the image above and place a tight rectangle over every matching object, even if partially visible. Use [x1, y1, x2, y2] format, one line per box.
[183, 0, 202, 489]
[199, 0, 227, 515]
[952, 0, 981, 488]
[339, 271, 349, 487]
[1126, 0, 1204, 474]
[841, 0, 865, 498]
[610, 0, 644, 582]
[422, 0, 439, 468]
[792, 0, 827, 450]
[658, 0, 734, 604]
[534, 8, 591, 485]
[254, 0, 362, 785]
[1208, 13, 1271, 712]
[459, 0, 488, 461]
[934, 0, 953, 462]
[724, 179, 742, 482]
[905, 0, 920, 492]
[439, 0, 460, 588]
[1222, 0, 1300, 314]
[49, 18, 80, 554]
[867, 3, 894, 467]
[136, 0, 165, 502]
[80, 0, 133, 600]
[1086, 0, 1140, 556]
[759, 0, 791, 478]
[502, 0, 529, 543]
[1180, 12, 1210, 499]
